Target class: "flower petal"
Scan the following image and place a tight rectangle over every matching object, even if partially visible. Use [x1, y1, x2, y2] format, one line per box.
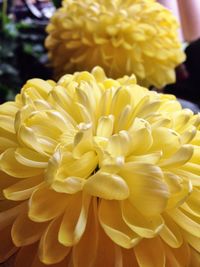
[3, 175, 43, 201]
[182, 188, 200, 217]
[0, 202, 26, 231]
[159, 145, 194, 168]
[120, 163, 169, 216]
[15, 148, 48, 168]
[58, 193, 91, 246]
[29, 184, 67, 222]
[159, 213, 183, 248]
[72, 198, 98, 267]
[12, 210, 48, 247]
[39, 216, 70, 264]
[122, 200, 164, 238]
[99, 200, 141, 249]
[134, 237, 165, 267]
[164, 241, 190, 267]
[169, 208, 200, 238]
[122, 248, 139, 267]
[84, 171, 129, 200]
[0, 148, 43, 178]
[0, 224, 18, 263]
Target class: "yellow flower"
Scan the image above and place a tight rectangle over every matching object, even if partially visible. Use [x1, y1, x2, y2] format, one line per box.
[0, 66, 200, 267]
[46, 0, 185, 88]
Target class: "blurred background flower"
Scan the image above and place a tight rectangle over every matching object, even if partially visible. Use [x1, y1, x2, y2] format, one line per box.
[46, 0, 185, 89]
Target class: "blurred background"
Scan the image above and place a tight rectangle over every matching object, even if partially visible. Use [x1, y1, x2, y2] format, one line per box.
[0, 0, 200, 111]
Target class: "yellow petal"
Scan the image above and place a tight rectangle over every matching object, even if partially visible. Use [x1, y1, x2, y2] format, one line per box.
[0, 224, 17, 263]
[99, 200, 141, 249]
[12, 210, 47, 246]
[92, 225, 122, 267]
[0, 148, 43, 178]
[190, 247, 200, 267]
[0, 171, 18, 200]
[151, 127, 181, 157]
[72, 199, 98, 267]
[174, 169, 200, 186]
[134, 237, 165, 267]
[52, 176, 84, 194]
[84, 171, 129, 200]
[29, 184, 67, 222]
[159, 145, 194, 168]
[58, 193, 91, 246]
[122, 200, 164, 238]
[4, 175, 43, 201]
[22, 78, 52, 99]
[122, 248, 139, 267]
[0, 202, 26, 231]
[120, 163, 169, 216]
[15, 148, 48, 168]
[39, 216, 70, 264]
[169, 208, 200, 238]
[96, 115, 114, 138]
[160, 213, 183, 248]
[15, 243, 38, 267]
[182, 188, 200, 217]
[164, 172, 192, 209]
[128, 120, 153, 154]
[182, 230, 200, 253]
[164, 241, 190, 267]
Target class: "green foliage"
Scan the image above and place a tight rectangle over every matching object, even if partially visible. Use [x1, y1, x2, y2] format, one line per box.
[0, 11, 52, 103]
[52, 0, 62, 8]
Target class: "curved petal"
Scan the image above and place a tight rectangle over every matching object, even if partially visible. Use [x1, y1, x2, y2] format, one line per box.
[120, 163, 169, 216]
[52, 177, 84, 194]
[14, 243, 38, 267]
[58, 193, 91, 246]
[29, 184, 67, 222]
[182, 230, 200, 253]
[150, 127, 181, 157]
[164, 241, 190, 267]
[96, 115, 114, 138]
[164, 172, 192, 209]
[15, 243, 68, 267]
[134, 237, 165, 267]
[0, 171, 18, 200]
[0, 224, 18, 263]
[122, 248, 139, 267]
[15, 148, 48, 168]
[72, 198, 98, 267]
[99, 200, 141, 249]
[160, 213, 183, 248]
[12, 210, 48, 247]
[159, 145, 194, 168]
[190, 248, 200, 267]
[4, 175, 43, 201]
[168, 208, 200, 238]
[84, 171, 129, 200]
[0, 202, 26, 231]
[39, 216, 70, 265]
[92, 225, 122, 267]
[0, 148, 43, 178]
[122, 200, 164, 238]
[182, 188, 200, 217]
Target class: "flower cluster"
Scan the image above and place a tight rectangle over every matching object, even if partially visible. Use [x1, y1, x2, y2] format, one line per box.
[46, 0, 185, 88]
[0, 67, 200, 266]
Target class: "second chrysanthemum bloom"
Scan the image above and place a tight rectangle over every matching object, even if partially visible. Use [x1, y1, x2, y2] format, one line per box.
[46, 0, 185, 88]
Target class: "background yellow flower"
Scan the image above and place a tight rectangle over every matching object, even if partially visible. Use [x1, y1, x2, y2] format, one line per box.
[0, 67, 200, 266]
[46, 0, 185, 88]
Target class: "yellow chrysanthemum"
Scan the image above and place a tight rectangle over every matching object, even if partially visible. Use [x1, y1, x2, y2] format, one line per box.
[0, 67, 200, 267]
[45, 0, 185, 88]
